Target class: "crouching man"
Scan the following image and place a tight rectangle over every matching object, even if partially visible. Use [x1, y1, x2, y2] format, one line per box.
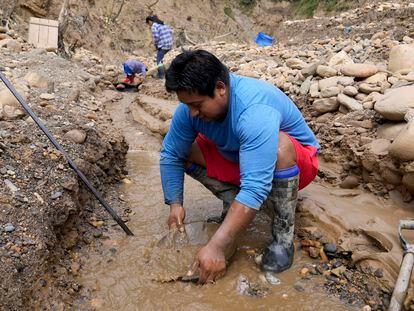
[160, 50, 320, 284]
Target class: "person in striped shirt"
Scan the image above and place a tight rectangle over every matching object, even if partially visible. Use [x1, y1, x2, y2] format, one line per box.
[146, 15, 173, 79]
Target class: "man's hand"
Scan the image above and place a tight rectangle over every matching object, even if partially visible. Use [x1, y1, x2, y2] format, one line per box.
[187, 242, 226, 284]
[187, 201, 257, 285]
[167, 203, 185, 232]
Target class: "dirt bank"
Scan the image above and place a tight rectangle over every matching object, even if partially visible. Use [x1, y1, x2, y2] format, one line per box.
[0, 39, 128, 309]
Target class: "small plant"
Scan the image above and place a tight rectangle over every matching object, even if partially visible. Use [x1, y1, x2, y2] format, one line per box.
[224, 7, 235, 20]
[294, 0, 350, 17]
[238, 0, 256, 13]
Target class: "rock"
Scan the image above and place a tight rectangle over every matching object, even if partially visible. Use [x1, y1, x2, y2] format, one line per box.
[337, 93, 363, 111]
[4, 223, 15, 232]
[24, 72, 52, 89]
[64, 129, 87, 144]
[358, 83, 382, 94]
[301, 63, 318, 77]
[377, 123, 406, 140]
[369, 139, 391, 156]
[320, 86, 340, 98]
[343, 86, 358, 96]
[388, 44, 414, 72]
[3, 105, 25, 119]
[39, 93, 55, 100]
[50, 191, 63, 200]
[313, 97, 339, 114]
[381, 167, 402, 185]
[299, 76, 312, 95]
[0, 88, 26, 108]
[375, 85, 414, 121]
[340, 176, 359, 189]
[389, 119, 414, 161]
[363, 72, 388, 84]
[328, 50, 354, 66]
[264, 272, 281, 285]
[316, 65, 337, 78]
[309, 82, 319, 97]
[324, 243, 337, 254]
[285, 58, 307, 69]
[319, 76, 354, 91]
[340, 64, 378, 78]
[403, 173, 414, 194]
[308, 247, 320, 258]
[0, 39, 22, 52]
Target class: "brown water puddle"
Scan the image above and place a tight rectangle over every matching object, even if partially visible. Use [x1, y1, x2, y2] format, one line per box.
[78, 92, 413, 310]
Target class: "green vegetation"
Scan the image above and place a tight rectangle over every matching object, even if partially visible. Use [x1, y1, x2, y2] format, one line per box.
[224, 7, 235, 20]
[294, 0, 351, 18]
[238, 0, 256, 13]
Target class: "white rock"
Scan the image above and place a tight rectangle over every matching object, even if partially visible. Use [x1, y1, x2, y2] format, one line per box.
[64, 129, 87, 144]
[24, 72, 52, 89]
[328, 50, 354, 66]
[40, 93, 55, 100]
[321, 86, 340, 98]
[337, 93, 363, 111]
[374, 85, 414, 121]
[313, 97, 339, 114]
[388, 44, 414, 72]
[389, 119, 414, 161]
[0, 39, 21, 52]
[319, 76, 354, 91]
[316, 65, 337, 78]
[363, 72, 388, 84]
[343, 86, 358, 96]
[285, 58, 307, 70]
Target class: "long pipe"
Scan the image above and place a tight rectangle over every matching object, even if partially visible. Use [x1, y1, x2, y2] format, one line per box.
[0, 72, 133, 236]
[389, 252, 414, 311]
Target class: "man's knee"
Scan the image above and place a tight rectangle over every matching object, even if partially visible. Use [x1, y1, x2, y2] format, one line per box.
[276, 132, 296, 170]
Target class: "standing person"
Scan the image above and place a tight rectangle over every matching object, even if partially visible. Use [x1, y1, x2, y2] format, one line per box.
[122, 59, 147, 84]
[160, 50, 320, 284]
[145, 15, 173, 79]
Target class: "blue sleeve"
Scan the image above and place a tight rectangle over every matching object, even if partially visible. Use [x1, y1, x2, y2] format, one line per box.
[235, 105, 281, 210]
[160, 104, 197, 205]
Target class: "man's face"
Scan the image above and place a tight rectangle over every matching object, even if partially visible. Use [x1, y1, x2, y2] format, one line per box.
[177, 82, 228, 122]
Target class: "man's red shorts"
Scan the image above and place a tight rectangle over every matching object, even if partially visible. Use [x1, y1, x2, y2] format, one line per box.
[196, 133, 318, 190]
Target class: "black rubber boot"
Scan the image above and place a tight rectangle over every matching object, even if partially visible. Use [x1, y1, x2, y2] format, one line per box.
[261, 172, 299, 273]
[186, 165, 239, 223]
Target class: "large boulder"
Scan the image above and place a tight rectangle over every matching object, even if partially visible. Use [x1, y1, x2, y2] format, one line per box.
[340, 64, 378, 78]
[374, 85, 414, 121]
[0, 39, 22, 52]
[377, 123, 406, 140]
[24, 72, 52, 89]
[389, 119, 414, 161]
[388, 44, 414, 72]
[0, 87, 27, 107]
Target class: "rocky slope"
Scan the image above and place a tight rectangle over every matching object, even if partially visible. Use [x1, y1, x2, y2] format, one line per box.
[0, 32, 128, 308]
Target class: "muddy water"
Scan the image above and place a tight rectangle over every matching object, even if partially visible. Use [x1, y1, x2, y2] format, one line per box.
[79, 93, 357, 310]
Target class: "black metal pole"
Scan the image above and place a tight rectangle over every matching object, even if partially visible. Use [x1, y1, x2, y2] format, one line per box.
[0, 72, 133, 236]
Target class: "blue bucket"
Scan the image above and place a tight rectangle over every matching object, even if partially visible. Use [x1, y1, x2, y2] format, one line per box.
[254, 32, 274, 47]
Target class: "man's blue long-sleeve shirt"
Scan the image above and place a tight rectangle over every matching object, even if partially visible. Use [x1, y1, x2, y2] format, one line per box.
[160, 74, 320, 210]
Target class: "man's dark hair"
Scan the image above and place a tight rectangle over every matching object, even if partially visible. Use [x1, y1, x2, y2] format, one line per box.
[165, 50, 229, 97]
[145, 15, 164, 25]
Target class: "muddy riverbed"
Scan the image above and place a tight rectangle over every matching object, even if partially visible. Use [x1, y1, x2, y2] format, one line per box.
[73, 91, 410, 310]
